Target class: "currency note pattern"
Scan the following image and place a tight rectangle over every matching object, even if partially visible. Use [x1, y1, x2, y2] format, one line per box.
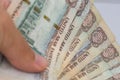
[64, 9, 96, 62]
[58, 10, 103, 79]
[54, 0, 91, 75]
[7, 0, 23, 16]
[90, 44, 120, 80]
[81, 10, 96, 32]
[64, 0, 88, 57]
[19, 0, 45, 46]
[57, 7, 95, 75]
[7, 0, 120, 80]
[101, 45, 119, 62]
[41, 0, 82, 80]
[92, 62, 120, 80]
[89, 44, 119, 79]
[76, 0, 88, 16]
[69, 43, 120, 80]
[42, 0, 80, 65]
[58, 15, 115, 80]
[66, 0, 78, 8]
[90, 27, 107, 47]
[63, 0, 92, 63]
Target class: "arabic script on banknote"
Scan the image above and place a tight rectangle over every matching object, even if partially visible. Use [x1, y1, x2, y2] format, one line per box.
[0, 0, 120, 80]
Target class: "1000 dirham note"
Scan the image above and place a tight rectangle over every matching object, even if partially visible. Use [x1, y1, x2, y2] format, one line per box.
[58, 4, 116, 80]
[69, 42, 120, 80]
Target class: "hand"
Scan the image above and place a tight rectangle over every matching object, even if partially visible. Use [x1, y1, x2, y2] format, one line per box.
[0, 0, 48, 72]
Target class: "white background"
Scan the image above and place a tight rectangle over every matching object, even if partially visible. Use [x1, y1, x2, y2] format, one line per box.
[94, 1, 120, 45]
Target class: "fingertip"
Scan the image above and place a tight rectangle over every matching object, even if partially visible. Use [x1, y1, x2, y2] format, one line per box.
[35, 54, 48, 72]
[6, 53, 48, 73]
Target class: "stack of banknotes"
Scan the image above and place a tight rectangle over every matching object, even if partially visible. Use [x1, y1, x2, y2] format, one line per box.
[0, 0, 120, 80]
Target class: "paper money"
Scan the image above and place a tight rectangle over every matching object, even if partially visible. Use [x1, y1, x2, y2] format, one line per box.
[5, 0, 120, 80]
[12, 0, 36, 28]
[8, 0, 91, 80]
[17, 0, 53, 56]
[43, 0, 87, 80]
[8, 0, 70, 79]
[58, 27, 113, 80]
[92, 60, 120, 80]
[60, 0, 97, 72]
[7, 0, 22, 16]
[87, 42, 120, 80]
[8, 0, 68, 56]
[60, 0, 116, 73]
[67, 4, 120, 80]
[58, 4, 115, 80]
[55, 0, 91, 74]
[7, 0, 68, 80]
[69, 42, 120, 80]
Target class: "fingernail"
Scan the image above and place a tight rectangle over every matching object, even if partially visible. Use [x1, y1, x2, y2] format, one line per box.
[35, 54, 48, 70]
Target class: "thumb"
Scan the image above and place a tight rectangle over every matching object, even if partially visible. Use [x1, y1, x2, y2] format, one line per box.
[0, 4, 48, 72]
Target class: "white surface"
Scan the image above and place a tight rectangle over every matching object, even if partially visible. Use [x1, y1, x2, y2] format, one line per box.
[94, 2, 120, 45]
[0, 60, 40, 80]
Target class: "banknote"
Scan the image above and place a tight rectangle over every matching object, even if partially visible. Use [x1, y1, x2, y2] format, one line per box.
[58, 26, 112, 80]
[67, 3, 120, 80]
[11, 0, 37, 28]
[54, 0, 91, 74]
[69, 42, 120, 80]
[60, 0, 97, 72]
[58, 3, 104, 77]
[92, 59, 120, 80]
[5, 0, 120, 80]
[7, 0, 22, 16]
[8, 0, 68, 56]
[58, 4, 115, 80]
[61, 0, 113, 71]
[87, 42, 120, 80]
[43, 0, 87, 80]
[7, 0, 68, 80]
[7, 0, 92, 80]
[8, 0, 70, 80]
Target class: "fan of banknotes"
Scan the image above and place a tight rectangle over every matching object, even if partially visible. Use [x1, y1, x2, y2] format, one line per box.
[0, 0, 120, 80]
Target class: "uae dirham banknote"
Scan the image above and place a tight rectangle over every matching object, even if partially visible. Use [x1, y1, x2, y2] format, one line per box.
[0, 0, 120, 80]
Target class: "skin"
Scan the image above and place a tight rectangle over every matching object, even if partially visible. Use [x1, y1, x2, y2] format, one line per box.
[0, 0, 48, 72]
